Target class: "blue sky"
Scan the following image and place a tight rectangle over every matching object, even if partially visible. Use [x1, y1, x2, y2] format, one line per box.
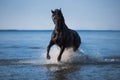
[0, 0, 120, 30]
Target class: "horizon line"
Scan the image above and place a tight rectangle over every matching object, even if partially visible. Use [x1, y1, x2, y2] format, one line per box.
[0, 29, 120, 31]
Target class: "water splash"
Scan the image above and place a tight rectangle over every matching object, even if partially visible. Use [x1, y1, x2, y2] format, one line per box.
[44, 45, 88, 64]
[17, 45, 120, 66]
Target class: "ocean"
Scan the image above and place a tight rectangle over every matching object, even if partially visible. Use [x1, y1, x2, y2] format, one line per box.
[0, 30, 120, 80]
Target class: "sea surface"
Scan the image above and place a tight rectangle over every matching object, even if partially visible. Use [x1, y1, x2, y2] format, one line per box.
[0, 30, 120, 80]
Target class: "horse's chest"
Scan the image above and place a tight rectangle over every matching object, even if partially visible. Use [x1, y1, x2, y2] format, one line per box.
[52, 32, 64, 44]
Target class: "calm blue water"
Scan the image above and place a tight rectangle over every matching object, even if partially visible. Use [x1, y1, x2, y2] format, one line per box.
[0, 30, 120, 80]
[0, 30, 120, 59]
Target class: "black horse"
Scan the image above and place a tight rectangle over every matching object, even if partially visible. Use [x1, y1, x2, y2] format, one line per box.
[47, 9, 81, 61]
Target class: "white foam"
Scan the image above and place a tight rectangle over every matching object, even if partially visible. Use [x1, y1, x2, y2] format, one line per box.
[19, 45, 88, 65]
[44, 45, 88, 64]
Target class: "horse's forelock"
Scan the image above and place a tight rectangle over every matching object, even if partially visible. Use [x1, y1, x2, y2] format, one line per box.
[53, 9, 62, 16]
[52, 9, 65, 28]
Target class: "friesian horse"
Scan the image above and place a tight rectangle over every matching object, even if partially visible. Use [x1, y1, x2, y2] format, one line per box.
[46, 9, 81, 61]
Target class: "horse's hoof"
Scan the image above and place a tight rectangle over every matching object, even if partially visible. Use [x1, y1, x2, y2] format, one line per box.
[47, 55, 51, 59]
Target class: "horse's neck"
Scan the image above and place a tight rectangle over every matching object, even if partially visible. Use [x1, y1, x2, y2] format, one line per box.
[54, 25, 68, 33]
[55, 20, 68, 31]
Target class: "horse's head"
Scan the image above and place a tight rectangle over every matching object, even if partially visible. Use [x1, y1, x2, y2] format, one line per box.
[51, 8, 65, 30]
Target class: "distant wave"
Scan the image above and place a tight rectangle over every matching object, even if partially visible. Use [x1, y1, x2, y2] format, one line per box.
[0, 57, 120, 66]
[0, 46, 44, 49]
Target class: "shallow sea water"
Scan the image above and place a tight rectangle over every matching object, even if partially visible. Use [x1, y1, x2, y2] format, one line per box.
[0, 30, 120, 80]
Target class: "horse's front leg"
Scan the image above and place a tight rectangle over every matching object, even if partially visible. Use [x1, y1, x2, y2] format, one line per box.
[47, 40, 54, 59]
[57, 47, 65, 61]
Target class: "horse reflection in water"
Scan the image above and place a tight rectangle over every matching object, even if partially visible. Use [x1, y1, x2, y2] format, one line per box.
[47, 9, 81, 61]
[45, 64, 81, 80]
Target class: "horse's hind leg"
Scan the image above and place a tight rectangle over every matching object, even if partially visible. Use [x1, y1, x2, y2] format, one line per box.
[57, 47, 65, 61]
[73, 47, 77, 51]
[73, 38, 81, 51]
[47, 40, 54, 59]
[73, 44, 80, 51]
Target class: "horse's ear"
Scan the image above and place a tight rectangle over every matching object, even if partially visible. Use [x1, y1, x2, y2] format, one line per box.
[51, 10, 54, 14]
[60, 8, 62, 11]
[59, 8, 62, 13]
